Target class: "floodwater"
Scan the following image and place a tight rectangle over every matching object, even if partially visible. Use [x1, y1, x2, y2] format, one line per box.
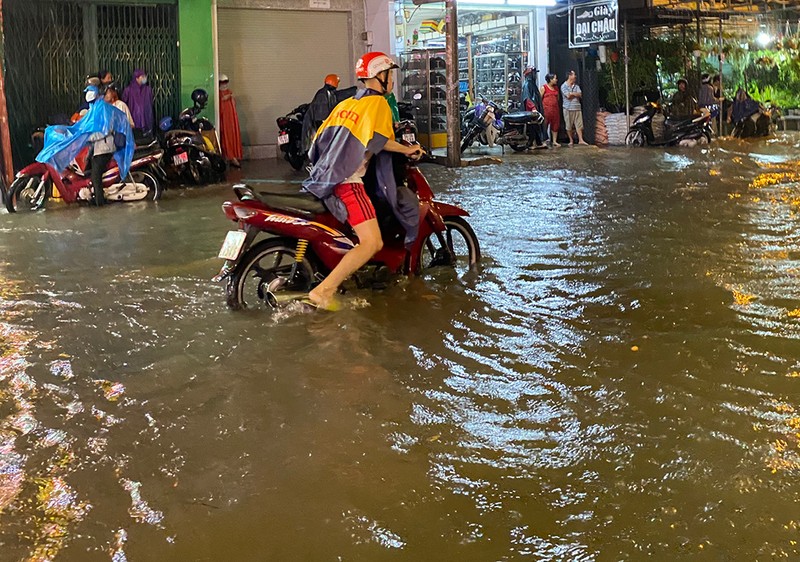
[2, 135, 800, 561]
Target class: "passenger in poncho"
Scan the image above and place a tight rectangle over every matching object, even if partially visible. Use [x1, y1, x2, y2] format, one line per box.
[303, 52, 423, 310]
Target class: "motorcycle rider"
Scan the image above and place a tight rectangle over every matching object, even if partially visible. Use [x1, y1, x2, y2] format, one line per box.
[303, 52, 423, 310]
[302, 74, 342, 152]
[85, 85, 118, 206]
[669, 78, 699, 118]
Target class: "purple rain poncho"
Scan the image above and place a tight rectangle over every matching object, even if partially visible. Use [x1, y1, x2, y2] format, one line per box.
[122, 69, 154, 131]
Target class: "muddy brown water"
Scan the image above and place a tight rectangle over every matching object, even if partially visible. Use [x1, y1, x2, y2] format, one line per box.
[2, 136, 800, 560]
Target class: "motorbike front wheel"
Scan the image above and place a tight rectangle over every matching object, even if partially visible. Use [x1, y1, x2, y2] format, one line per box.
[460, 129, 479, 153]
[131, 170, 163, 201]
[625, 130, 646, 147]
[420, 216, 481, 277]
[7, 175, 50, 213]
[226, 239, 320, 310]
[510, 143, 528, 152]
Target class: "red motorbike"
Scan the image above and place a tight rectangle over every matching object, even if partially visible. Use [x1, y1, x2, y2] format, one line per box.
[214, 136, 480, 309]
[5, 142, 166, 213]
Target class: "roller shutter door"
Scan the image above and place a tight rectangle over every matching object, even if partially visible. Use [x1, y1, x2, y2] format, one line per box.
[218, 9, 352, 157]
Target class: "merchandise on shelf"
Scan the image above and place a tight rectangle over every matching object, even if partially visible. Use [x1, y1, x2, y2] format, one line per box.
[400, 49, 448, 147]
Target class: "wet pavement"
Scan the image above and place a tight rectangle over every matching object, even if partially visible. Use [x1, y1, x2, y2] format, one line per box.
[2, 134, 800, 560]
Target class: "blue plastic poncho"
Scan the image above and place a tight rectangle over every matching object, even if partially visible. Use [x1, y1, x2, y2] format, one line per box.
[36, 99, 135, 179]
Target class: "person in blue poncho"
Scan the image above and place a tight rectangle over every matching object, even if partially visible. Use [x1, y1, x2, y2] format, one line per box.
[36, 84, 134, 206]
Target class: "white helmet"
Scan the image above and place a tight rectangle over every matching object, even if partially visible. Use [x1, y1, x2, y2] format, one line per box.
[219, 74, 229, 83]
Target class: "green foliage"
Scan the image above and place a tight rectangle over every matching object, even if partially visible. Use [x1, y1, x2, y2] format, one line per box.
[724, 45, 800, 108]
[598, 31, 800, 110]
[598, 34, 689, 108]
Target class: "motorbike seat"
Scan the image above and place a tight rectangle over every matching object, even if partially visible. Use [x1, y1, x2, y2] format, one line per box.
[165, 129, 203, 142]
[665, 116, 698, 128]
[256, 190, 327, 217]
[133, 140, 160, 157]
[503, 111, 536, 124]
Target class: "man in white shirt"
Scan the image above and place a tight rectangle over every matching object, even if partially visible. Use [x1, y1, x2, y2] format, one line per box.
[560, 71, 589, 146]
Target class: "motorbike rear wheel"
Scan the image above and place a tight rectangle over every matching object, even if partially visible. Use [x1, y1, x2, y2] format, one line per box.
[131, 170, 163, 201]
[286, 149, 306, 171]
[510, 143, 528, 152]
[420, 216, 481, 277]
[625, 130, 646, 147]
[226, 238, 319, 310]
[7, 175, 50, 213]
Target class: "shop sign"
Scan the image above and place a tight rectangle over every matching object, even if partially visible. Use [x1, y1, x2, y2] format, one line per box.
[569, 0, 618, 48]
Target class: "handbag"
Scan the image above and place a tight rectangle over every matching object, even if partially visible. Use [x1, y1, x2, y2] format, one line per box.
[114, 131, 127, 150]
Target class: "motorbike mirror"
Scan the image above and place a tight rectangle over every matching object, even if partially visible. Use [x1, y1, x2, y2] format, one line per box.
[413, 93, 423, 100]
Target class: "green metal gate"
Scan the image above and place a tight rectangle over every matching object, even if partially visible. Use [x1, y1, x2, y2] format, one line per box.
[3, 0, 180, 168]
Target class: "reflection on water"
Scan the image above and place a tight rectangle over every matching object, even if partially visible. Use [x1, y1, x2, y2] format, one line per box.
[1, 134, 800, 559]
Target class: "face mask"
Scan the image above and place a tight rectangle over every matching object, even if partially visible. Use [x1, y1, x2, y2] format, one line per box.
[140, 77, 148, 85]
[220, 83, 229, 91]
[85, 91, 97, 103]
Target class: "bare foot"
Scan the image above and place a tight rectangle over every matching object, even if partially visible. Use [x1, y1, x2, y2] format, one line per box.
[307, 288, 341, 311]
[553, 142, 561, 148]
[567, 142, 573, 146]
[578, 141, 590, 146]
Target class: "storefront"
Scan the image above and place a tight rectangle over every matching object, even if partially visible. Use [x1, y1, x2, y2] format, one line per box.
[216, 0, 367, 159]
[394, 1, 551, 148]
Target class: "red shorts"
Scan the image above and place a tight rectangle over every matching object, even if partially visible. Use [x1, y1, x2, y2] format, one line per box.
[334, 182, 376, 227]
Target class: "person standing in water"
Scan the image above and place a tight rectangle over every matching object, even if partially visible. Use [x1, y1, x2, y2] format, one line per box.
[122, 69, 154, 132]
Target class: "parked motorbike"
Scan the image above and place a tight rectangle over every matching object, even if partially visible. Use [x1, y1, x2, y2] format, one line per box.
[212, 123, 480, 310]
[5, 143, 166, 212]
[159, 89, 227, 184]
[460, 98, 544, 153]
[732, 102, 777, 139]
[626, 102, 713, 147]
[276, 104, 308, 171]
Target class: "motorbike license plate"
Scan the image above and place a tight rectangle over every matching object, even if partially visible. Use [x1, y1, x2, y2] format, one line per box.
[278, 133, 290, 145]
[218, 230, 247, 261]
[172, 152, 189, 166]
[402, 133, 416, 144]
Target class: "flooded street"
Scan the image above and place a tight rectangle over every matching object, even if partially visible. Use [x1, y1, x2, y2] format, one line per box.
[2, 135, 800, 560]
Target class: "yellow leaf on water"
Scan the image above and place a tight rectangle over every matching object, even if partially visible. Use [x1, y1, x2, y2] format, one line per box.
[788, 309, 800, 318]
[732, 289, 756, 306]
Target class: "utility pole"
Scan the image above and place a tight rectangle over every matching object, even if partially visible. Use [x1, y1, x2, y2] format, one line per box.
[0, 0, 14, 184]
[444, 0, 461, 168]
[624, 17, 630, 129]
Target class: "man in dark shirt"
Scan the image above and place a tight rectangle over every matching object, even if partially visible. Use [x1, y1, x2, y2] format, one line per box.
[670, 79, 698, 117]
[302, 74, 341, 152]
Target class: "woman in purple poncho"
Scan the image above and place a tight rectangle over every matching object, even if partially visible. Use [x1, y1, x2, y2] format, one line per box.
[122, 69, 154, 131]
